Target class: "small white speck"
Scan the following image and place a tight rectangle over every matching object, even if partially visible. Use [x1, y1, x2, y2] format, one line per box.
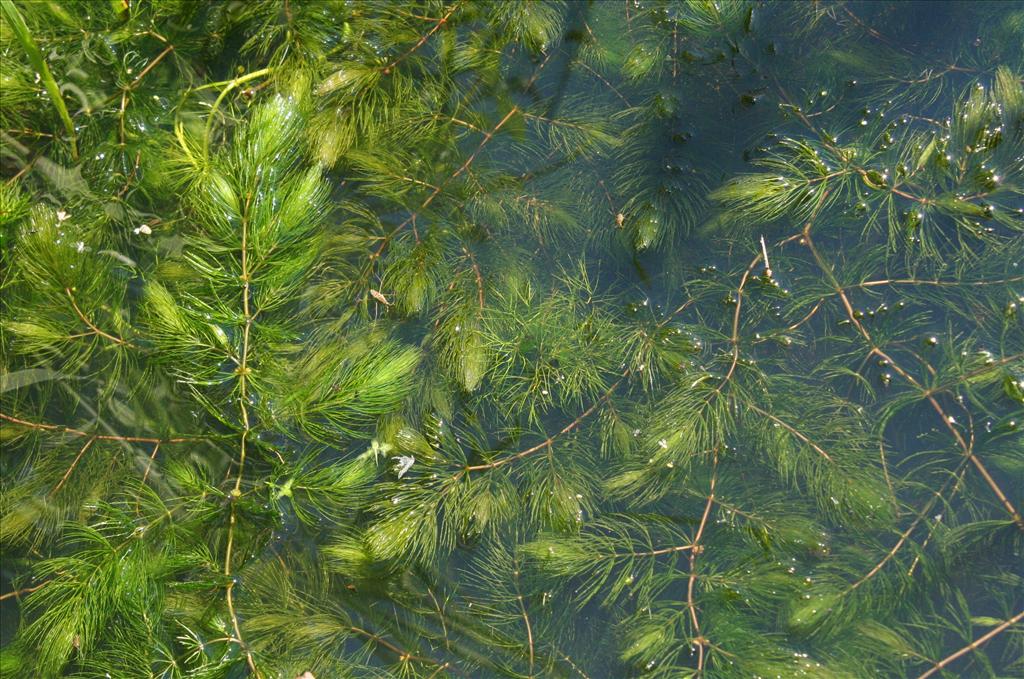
[134, 224, 152, 235]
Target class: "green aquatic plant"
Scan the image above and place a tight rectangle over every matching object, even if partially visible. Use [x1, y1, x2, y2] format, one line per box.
[1, 1, 1022, 677]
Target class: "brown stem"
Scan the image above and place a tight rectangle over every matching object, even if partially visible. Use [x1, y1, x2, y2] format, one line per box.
[839, 6, 909, 53]
[908, 436, 978, 578]
[615, 544, 694, 559]
[801, 227, 1023, 530]
[50, 436, 96, 496]
[713, 261, 756, 396]
[370, 106, 520, 263]
[849, 461, 969, 592]
[915, 610, 1024, 679]
[713, 194, 828, 404]
[0, 412, 196, 444]
[575, 55, 631, 106]
[559, 652, 594, 679]
[462, 246, 485, 309]
[127, 44, 174, 91]
[462, 378, 622, 474]
[879, 439, 897, 511]
[381, 4, 459, 74]
[427, 587, 450, 649]
[65, 288, 134, 347]
[425, 663, 453, 679]
[748, 404, 834, 462]
[0, 581, 47, 601]
[513, 568, 535, 677]
[349, 626, 447, 668]
[688, 451, 718, 673]
[141, 442, 160, 485]
[854, 275, 1024, 289]
[115, 150, 142, 197]
[786, 298, 824, 332]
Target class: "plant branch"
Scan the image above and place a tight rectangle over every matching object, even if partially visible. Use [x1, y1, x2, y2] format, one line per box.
[65, 288, 135, 347]
[0, 581, 48, 601]
[512, 568, 535, 677]
[688, 450, 718, 672]
[202, 68, 274, 157]
[462, 245, 485, 309]
[0, 412, 197, 444]
[463, 378, 623, 474]
[748, 404, 834, 462]
[802, 227, 1023, 530]
[915, 610, 1024, 679]
[382, 3, 460, 74]
[223, 189, 260, 677]
[49, 436, 95, 496]
[369, 105, 520, 265]
[349, 626, 450, 670]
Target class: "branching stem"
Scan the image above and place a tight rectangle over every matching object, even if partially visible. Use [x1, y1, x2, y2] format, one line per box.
[462, 378, 622, 474]
[802, 227, 1023, 530]
[915, 610, 1024, 679]
[748, 404, 834, 462]
[0, 412, 196, 444]
[65, 288, 135, 347]
[687, 450, 718, 673]
[49, 437, 95, 496]
[381, 3, 460, 74]
[223, 190, 260, 677]
[0, 581, 48, 601]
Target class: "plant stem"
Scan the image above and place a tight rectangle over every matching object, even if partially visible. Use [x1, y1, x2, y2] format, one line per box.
[224, 189, 259, 676]
[203, 68, 273, 157]
[0, 412, 197, 444]
[915, 610, 1024, 679]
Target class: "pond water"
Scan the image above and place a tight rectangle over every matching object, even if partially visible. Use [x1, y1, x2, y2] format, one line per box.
[1, 1, 1022, 677]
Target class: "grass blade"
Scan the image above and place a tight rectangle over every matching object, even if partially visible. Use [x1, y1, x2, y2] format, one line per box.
[1, 0, 78, 160]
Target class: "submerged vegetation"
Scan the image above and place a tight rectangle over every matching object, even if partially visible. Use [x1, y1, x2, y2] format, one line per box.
[1, 0, 1022, 677]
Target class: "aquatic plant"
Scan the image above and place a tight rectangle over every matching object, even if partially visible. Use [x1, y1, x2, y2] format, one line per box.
[1, 1, 1021, 677]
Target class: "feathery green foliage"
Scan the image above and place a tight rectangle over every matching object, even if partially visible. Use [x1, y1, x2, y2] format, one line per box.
[2, 1, 1022, 677]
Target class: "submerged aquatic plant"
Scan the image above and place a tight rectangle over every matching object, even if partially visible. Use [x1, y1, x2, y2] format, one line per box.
[1, 1, 1021, 677]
